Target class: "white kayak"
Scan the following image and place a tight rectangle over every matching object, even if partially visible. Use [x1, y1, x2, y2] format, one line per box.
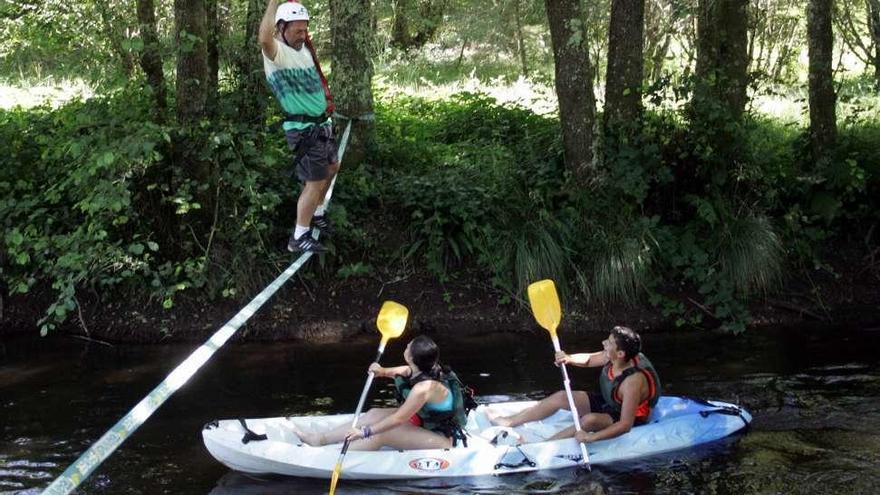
[202, 396, 751, 480]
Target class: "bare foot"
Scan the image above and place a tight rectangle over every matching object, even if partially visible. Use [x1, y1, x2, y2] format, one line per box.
[485, 407, 515, 427]
[290, 423, 324, 446]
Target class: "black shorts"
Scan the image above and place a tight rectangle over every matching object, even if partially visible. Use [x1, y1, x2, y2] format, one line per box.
[587, 392, 649, 425]
[285, 124, 338, 182]
[587, 392, 621, 422]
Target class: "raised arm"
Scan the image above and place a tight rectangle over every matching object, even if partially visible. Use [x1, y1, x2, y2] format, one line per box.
[259, 0, 278, 60]
[368, 363, 411, 379]
[555, 350, 608, 368]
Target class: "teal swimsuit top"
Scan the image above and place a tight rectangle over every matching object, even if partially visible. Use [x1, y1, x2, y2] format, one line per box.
[394, 375, 455, 415]
[421, 384, 454, 413]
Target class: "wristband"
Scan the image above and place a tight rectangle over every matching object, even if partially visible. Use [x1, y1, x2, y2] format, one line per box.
[361, 425, 371, 438]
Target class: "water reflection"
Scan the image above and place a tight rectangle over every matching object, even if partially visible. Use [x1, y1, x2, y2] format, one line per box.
[208, 468, 588, 495]
[0, 326, 878, 493]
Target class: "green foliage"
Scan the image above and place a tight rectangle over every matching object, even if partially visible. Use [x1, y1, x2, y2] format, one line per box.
[583, 216, 660, 307]
[337, 262, 374, 279]
[478, 210, 577, 302]
[373, 92, 564, 287]
[0, 0, 142, 83]
[2, 76, 879, 336]
[0, 87, 290, 333]
[718, 214, 783, 295]
[391, 167, 494, 276]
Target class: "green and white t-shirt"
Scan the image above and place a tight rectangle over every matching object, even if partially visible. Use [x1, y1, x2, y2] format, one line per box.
[263, 38, 329, 131]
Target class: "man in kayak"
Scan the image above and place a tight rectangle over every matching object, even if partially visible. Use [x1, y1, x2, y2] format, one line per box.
[488, 326, 661, 444]
[259, 0, 338, 253]
[291, 336, 472, 450]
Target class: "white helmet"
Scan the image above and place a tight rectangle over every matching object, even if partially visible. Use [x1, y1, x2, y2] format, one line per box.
[275, 1, 309, 23]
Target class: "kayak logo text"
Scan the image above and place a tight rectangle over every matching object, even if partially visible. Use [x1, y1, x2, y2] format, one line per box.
[408, 457, 450, 471]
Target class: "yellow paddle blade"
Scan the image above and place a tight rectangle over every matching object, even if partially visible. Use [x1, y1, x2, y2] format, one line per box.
[527, 279, 561, 335]
[328, 462, 342, 495]
[376, 300, 408, 340]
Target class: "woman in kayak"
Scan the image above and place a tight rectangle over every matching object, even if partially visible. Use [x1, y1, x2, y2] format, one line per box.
[292, 335, 467, 450]
[488, 326, 661, 444]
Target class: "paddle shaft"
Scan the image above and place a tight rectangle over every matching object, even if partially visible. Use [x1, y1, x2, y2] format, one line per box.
[551, 335, 592, 468]
[329, 342, 388, 494]
[350, 346, 385, 427]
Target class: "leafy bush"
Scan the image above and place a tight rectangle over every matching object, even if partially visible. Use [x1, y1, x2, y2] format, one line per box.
[3, 82, 879, 336]
[0, 88, 292, 333]
[372, 92, 564, 284]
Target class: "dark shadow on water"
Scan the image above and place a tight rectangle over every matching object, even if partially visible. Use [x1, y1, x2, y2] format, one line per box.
[206, 437, 748, 495]
[208, 469, 587, 495]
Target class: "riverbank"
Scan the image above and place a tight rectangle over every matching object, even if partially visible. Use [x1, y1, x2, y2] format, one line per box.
[2, 240, 878, 343]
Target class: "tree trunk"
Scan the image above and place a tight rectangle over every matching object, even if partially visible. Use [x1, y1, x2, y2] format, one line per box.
[544, 0, 596, 183]
[174, 0, 212, 222]
[807, 0, 837, 163]
[694, 0, 749, 123]
[411, 0, 445, 48]
[236, 0, 267, 124]
[604, 0, 645, 128]
[870, 0, 880, 89]
[205, 0, 219, 110]
[689, 0, 749, 186]
[391, 0, 411, 48]
[330, 0, 376, 166]
[136, 0, 167, 120]
[644, 0, 676, 82]
[512, 0, 529, 77]
[650, 34, 671, 81]
[95, 0, 136, 77]
[175, 0, 209, 124]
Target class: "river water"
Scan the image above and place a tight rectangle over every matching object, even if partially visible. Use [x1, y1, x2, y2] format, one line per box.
[1, 325, 879, 494]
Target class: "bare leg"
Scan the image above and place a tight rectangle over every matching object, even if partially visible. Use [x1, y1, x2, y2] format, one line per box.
[291, 408, 395, 446]
[296, 179, 329, 229]
[313, 162, 339, 216]
[487, 390, 590, 427]
[348, 423, 453, 452]
[547, 412, 613, 441]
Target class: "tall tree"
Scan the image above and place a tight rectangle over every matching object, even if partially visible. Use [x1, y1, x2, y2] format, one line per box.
[174, 0, 212, 218]
[175, 0, 209, 124]
[411, 0, 446, 47]
[94, 0, 136, 77]
[688, 0, 749, 188]
[872, 0, 880, 87]
[748, 0, 802, 84]
[693, 0, 749, 123]
[808, 0, 837, 163]
[391, 0, 412, 48]
[545, 0, 597, 183]
[236, 0, 268, 124]
[511, 0, 529, 76]
[136, 0, 167, 120]
[644, 0, 674, 83]
[604, 0, 645, 128]
[206, 0, 219, 109]
[835, 0, 880, 89]
[330, 0, 376, 165]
